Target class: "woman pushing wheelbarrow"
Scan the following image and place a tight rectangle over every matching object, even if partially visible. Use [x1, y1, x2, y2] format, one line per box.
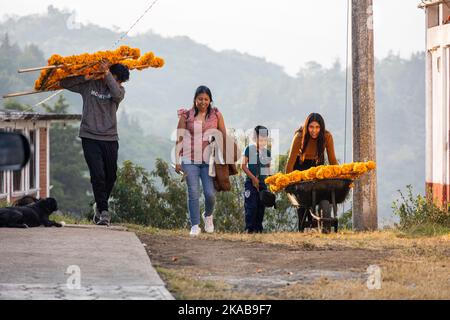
[265, 113, 376, 233]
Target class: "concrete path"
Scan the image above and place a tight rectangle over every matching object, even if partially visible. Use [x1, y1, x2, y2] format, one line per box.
[0, 225, 173, 300]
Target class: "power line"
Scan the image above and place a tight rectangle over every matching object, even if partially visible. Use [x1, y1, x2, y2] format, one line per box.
[113, 0, 160, 47]
[344, 0, 350, 165]
[34, 90, 63, 108]
[343, 0, 351, 217]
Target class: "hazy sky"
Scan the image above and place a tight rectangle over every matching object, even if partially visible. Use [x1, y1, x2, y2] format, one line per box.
[0, 0, 425, 75]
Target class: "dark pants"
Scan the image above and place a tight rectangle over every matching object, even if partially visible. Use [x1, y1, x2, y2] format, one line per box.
[244, 180, 266, 233]
[294, 157, 317, 171]
[294, 157, 318, 231]
[82, 138, 119, 212]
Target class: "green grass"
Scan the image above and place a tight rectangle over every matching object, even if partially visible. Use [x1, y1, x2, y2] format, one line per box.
[155, 267, 263, 300]
[52, 213, 450, 240]
[399, 223, 450, 237]
[53, 214, 91, 225]
[0, 200, 11, 208]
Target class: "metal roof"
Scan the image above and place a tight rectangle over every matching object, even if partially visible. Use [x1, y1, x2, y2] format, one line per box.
[0, 110, 81, 122]
[418, 0, 450, 8]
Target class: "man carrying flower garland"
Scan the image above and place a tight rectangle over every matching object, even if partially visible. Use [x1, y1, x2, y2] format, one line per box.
[59, 61, 130, 226]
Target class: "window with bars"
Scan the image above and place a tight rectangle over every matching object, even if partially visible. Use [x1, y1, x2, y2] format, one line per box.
[0, 127, 9, 196]
[0, 128, 5, 195]
[29, 129, 37, 190]
[428, 5, 440, 28]
[0, 172, 4, 195]
[12, 129, 24, 192]
[1, 127, 40, 195]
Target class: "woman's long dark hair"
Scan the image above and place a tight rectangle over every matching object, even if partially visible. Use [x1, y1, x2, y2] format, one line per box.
[296, 113, 326, 165]
[193, 85, 213, 119]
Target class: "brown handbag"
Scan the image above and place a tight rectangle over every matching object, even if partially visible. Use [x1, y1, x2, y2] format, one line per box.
[228, 163, 238, 176]
[213, 164, 231, 191]
[212, 135, 241, 192]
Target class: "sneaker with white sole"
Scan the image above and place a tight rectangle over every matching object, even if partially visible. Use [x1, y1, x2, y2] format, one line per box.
[203, 214, 214, 233]
[97, 210, 111, 226]
[189, 225, 201, 237]
[92, 203, 100, 224]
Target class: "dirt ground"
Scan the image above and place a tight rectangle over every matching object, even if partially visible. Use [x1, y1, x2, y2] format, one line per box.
[136, 230, 450, 300]
[141, 234, 387, 291]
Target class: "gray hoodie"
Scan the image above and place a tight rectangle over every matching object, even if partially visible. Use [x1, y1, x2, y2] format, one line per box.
[60, 73, 125, 141]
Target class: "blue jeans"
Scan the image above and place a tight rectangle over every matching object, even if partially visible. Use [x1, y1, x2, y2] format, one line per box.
[182, 162, 216, 226]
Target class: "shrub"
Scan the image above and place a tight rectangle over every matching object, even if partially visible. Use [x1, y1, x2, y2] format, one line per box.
[110, 159, 189, 228]
[392, 185, 450, 232]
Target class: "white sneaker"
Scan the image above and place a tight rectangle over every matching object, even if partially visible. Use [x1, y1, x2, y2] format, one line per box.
[189, 225, 201, 237]
[92, 203, 100, 224]
[203, 214, 214, 233]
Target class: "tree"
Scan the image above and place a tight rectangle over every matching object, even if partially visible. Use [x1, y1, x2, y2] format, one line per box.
[110, 159, 189, 228]
[117, 111, 172, 172]
[43, 95, 69, 113]
[43, 95, 91, 215]
[0, 33, 21, 74]
[0, 34, 45, 103]
[213, 174, 246, 232]
[151, 159, 189, 228]
[110, 160, 161, 225]
[3, 99, 33, 112]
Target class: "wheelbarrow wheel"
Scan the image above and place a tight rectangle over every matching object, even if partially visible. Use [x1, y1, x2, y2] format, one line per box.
[318, 200, 331, 233]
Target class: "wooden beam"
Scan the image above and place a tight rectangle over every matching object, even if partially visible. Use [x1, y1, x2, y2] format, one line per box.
[2, 90, 50, 99]
[17, 56, 136, 73]
[18, 65, 65, 73]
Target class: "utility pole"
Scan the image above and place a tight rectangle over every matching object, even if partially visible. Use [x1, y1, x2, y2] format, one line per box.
[352, 0, 378, 231]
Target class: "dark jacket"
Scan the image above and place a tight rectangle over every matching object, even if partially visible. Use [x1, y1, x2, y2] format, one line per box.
[59, 73, 125, 141]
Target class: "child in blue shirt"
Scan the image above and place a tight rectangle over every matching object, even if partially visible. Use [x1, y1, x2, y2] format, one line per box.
[242, 126, 271, 233]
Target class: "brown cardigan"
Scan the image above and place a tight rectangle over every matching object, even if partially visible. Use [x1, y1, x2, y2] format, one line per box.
[213, 133, 241, 192]
[285, 130, 338, 173]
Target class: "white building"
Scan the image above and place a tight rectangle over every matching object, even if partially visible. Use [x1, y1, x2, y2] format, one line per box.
[419, 0, 450, 205]
[0, 111, 80, 203]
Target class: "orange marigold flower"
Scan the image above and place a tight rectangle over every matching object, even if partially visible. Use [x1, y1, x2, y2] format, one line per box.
[265, 174, 281, 185]
[287, 171, 303, 183]
[331, 165, 342, 176]
[316, 168, 326, 180]
[34, 46, 164, 91]
[263, 160, 375, 192]
[341, 163, 353, 174]
[323, 167, 334, 179]
[366, 161, 376, 170]
[353, 163, 367, 174]
[305, 167, 318, 180]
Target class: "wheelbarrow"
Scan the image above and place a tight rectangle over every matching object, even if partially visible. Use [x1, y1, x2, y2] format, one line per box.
[285, 179, 353, 233]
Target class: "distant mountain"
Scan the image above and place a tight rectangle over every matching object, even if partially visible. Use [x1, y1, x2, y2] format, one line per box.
[0, 6, 426, 222]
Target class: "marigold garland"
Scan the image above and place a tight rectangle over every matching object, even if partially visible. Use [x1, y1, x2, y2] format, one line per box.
[265, 161, 376, 193]
[34, 46, 165, 91]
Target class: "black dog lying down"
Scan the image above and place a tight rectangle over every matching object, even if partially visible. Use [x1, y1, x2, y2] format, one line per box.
[13, 195, 39, 207]
[0, 197, 62, 228]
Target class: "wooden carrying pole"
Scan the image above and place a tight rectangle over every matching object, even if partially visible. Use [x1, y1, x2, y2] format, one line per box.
[3, 62, 154, 98]
[18, 65, 65, 73]
[17, 56, 136, 73]
[3, 90, 52, 99]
